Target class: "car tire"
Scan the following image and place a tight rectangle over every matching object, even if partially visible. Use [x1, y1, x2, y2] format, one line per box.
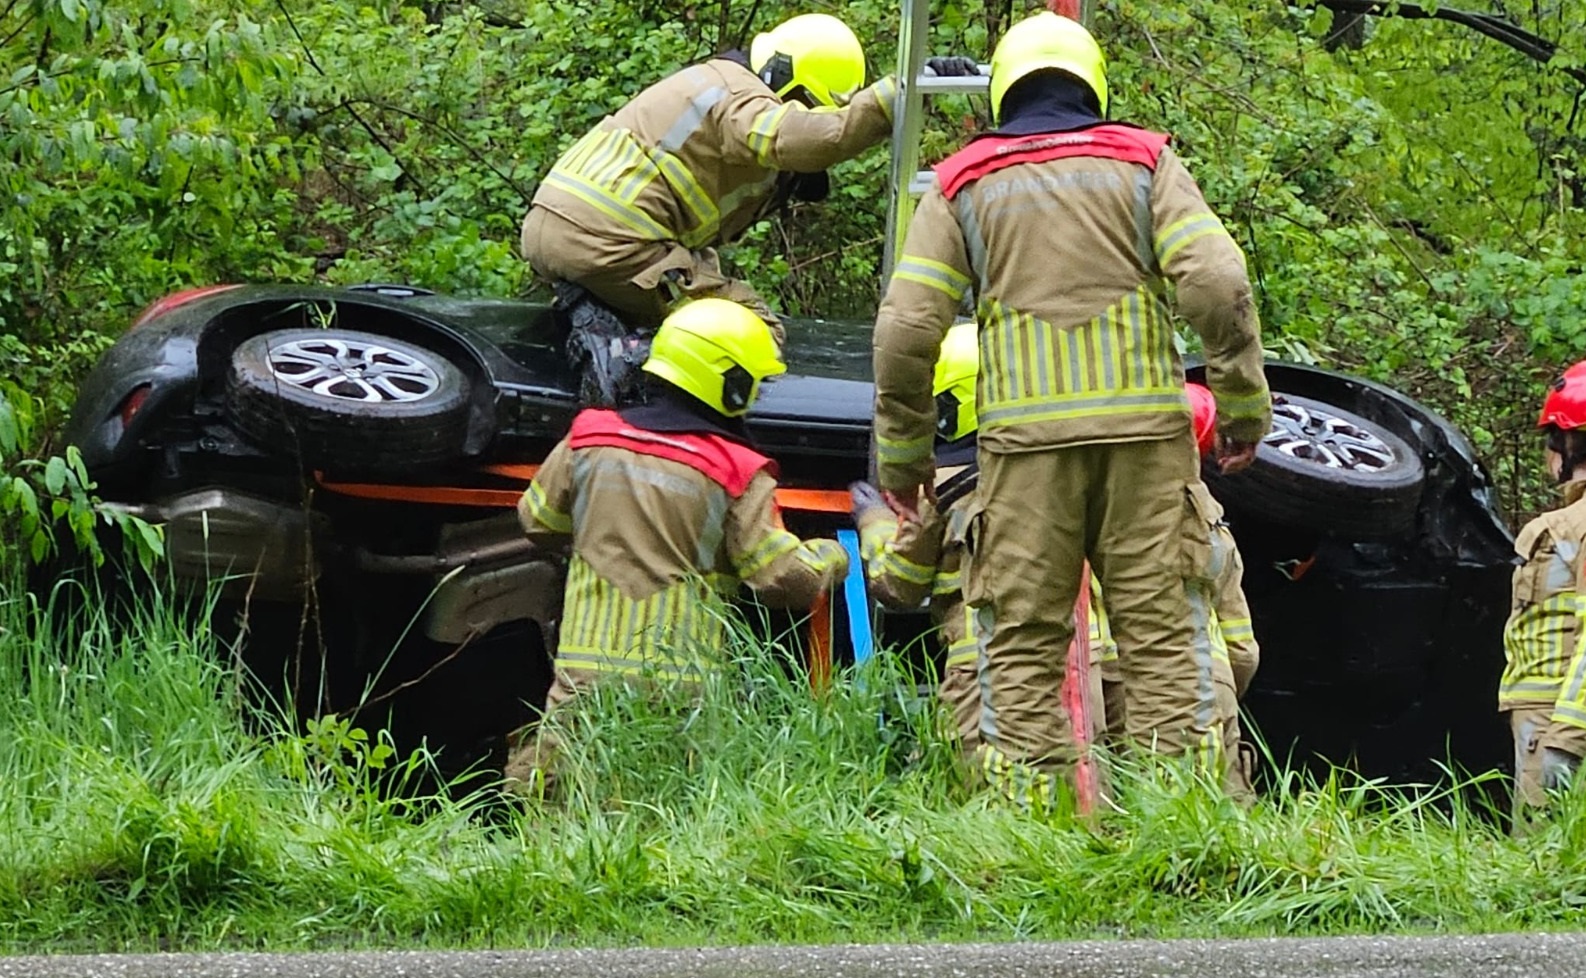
[1207, 393, 1425, 538]
[226, 328, 471, 474]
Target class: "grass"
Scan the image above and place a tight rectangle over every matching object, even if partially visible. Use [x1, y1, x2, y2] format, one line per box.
[3, 563, 1586, 953]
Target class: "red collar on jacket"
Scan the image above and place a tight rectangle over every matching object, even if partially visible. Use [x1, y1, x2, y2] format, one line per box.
[568, 409, 775, 498]
[934, 123, 1171, 200]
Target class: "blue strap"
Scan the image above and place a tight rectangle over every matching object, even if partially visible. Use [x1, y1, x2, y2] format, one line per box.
[836, 529, 874, 666]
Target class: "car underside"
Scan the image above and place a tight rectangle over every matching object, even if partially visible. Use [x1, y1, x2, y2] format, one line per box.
[48, 283, 1518, 788]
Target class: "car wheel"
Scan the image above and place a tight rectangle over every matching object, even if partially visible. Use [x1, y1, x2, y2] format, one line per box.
[1207, 393, 1425, 538]
[225, 328, 471, 474]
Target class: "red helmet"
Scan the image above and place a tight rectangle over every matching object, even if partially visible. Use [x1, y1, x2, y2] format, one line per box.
[1187, 383, 1217, 456]
[1539, 361, 1586, 430]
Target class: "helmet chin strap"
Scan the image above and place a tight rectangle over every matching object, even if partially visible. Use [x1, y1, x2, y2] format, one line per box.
[760, 52, 794, 97]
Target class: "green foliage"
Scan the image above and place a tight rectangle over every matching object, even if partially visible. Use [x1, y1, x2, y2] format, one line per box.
[0, 383, 162, 569]
[0, 0, 308, 346]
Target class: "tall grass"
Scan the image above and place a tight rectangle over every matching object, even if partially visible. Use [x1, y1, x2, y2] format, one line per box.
[1, 565, 1584, 952]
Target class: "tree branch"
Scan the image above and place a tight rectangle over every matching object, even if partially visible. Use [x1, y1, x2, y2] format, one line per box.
[341, 96, 534, 205]
[1311, 1, 1586, 86]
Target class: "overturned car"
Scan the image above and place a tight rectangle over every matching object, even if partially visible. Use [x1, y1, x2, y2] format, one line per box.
[53, 282, 1517, 784]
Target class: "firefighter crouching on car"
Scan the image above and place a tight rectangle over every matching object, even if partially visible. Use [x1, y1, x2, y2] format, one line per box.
[522, 12, 980, 345]
[503, 297, 849, 793]
[851, 322, 1111, 754]
[1500, 361, 1586, 823]
[870, 11, 1271, 808]
[1093, 383, 1262, 801]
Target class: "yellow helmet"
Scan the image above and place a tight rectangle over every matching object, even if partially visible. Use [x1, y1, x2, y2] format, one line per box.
[642, 298, 785, 417]
[989, 11, 1108, 124]
[749, 13, 867, 108]
[933, 321, 979, 441]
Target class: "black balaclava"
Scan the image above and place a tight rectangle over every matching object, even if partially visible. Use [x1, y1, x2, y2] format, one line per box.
[996, 70, 1104, 136]
[619, 376, 756, 446]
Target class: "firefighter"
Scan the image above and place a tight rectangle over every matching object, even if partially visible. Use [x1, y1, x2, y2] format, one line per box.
[852, 321, 1112, 755]
[870, 12, 1270, 806]
[849, 322, 983, 749]
[504, 297, 849, 793]
[522, 13, 978, 345]
[1095, 383, 1261, 800]
[1500, 361, 1586, 822]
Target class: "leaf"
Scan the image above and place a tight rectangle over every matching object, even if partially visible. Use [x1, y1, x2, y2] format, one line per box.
[44, 455, 66, 495]
[66, 446, 90, 487]
[0, 396, 16, 457]
[136, 518, 165, 560]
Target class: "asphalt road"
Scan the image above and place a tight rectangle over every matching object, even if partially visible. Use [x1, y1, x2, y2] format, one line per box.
[1, 933, 1582, 978]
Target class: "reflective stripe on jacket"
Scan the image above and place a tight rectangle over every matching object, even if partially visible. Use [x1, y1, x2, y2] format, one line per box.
[531, 58, 895, 250]
[872, 125, 1269, 490]
[517, 427, 845, 675]
[1501, 481, 1586, 722]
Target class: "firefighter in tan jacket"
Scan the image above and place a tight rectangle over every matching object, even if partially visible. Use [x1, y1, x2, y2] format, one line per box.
[871, 12, 1270, 807]
[1501, 362, 1586, 821]
[523, 14, 972, 342]
[504, 298, 848, 792]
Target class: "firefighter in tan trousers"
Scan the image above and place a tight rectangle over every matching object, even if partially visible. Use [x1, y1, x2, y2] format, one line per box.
[504, 298, 848, 792]
[850, 322, 988, 748]
[851, 321, 1111, 753]
[1501, 361, 1586, 824]
[522, 12, 980, 342]
[1094, 383, 1261, 801]
[871, 12, 1271, 807]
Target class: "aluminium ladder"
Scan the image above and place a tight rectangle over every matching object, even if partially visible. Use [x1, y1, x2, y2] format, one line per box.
[880, 0, 1097, 282]
[880, 0, 990, 282]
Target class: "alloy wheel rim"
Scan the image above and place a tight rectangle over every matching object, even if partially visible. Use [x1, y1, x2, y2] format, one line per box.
[265, 337, 440, 403]
[1263, 400, 1396, 472]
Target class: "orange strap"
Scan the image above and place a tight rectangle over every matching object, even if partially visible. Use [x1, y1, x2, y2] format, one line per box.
[807, 589, 834, 692]
[317, 468, 852, 514]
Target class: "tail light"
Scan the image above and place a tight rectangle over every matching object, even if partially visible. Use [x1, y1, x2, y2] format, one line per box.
[130, 284, 243, 330]
[117, 383, 152, 429]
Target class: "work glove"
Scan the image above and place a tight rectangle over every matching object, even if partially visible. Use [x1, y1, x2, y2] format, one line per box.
[789, 170, 830, 203]
[803, 538, 850, 581]
[850, 481, 889, 524]
[924, 56, 982, 78]
[1541, 746, 1582, 793]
